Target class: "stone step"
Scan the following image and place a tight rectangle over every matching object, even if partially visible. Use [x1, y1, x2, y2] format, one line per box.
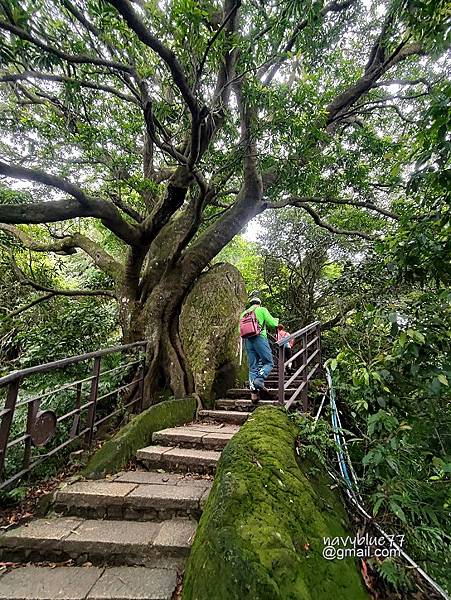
[0, 565, 178, 600]
[53, 473, 212, 521]
[0, 516, 196, 565]
[226, 388, 298, 400]
[152, 423, 239, 450]
[137, 445, 220, 474]
[198, 410, 249, 424]
[216, 398, 279, 412]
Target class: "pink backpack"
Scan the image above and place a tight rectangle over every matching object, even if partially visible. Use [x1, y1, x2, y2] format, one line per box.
[239, 309, 261, 338]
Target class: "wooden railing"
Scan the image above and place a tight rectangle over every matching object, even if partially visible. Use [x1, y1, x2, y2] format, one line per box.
[0, 341, 147, 491]
[276, 321, 321, 410]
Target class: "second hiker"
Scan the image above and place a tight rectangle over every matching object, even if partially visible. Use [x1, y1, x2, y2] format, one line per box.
[239, 296, 279, 403]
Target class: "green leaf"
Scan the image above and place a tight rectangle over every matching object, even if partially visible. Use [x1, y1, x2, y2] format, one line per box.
[437, 373, 449, 386]
[373, 496, 384, 516]
[389, 501, 407, 523]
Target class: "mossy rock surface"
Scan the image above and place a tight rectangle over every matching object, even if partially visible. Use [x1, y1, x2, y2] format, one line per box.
[83, 397, 196, 478]
[180, 263, 247, 408]
[183, 406, 369, 600]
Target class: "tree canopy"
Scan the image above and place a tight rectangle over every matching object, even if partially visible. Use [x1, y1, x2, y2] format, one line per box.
[0, 0, 449, 396]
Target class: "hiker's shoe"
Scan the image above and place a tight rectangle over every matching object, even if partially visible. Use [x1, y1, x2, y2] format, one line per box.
[253, 378, 269, 393]
[250, 391, 259, 404]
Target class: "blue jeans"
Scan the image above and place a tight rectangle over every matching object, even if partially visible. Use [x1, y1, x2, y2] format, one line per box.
[244, 335, 274, 389]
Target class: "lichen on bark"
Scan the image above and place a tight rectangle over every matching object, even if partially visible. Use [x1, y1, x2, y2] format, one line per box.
[183, 406, 369, 600]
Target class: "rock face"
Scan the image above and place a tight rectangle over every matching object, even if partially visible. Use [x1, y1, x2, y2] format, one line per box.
[180, 263, 247, 409]
[183, 406, 370, 600]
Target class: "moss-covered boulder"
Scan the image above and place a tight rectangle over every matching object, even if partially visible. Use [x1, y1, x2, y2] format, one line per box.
[183, 406, 369, 600]
[180, 263, 247, 408]
[83, 397, 196, 478]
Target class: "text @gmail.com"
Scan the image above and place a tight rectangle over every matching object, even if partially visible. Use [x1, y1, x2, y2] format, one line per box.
[322, 534, 404, 560]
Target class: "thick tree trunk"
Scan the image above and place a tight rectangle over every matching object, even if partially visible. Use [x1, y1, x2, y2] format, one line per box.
[119, 265, 197, 401]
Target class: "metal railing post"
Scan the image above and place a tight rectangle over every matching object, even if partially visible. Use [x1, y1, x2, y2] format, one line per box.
[301, 332, 308, 411]
[84, 356, 101, 447]
[0, 378, 21, 476]
[278, 345, 285, 404]
[317, 324, 322, 369]
[23, 398, 39, 471]
[138, 350, 146, 413]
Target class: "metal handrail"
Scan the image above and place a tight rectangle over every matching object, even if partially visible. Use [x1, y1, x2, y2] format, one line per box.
[0, 341, 146, 386]
[0, 341, 147, 491]
[277, 321, 321, 411]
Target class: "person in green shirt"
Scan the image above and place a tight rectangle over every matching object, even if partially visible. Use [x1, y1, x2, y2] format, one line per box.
[240, 297, 279, 402]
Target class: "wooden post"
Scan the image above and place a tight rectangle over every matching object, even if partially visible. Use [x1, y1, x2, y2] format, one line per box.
[84, 357, 101, 447]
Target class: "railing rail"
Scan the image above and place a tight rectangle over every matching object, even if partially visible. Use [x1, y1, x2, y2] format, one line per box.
[0, 341, 147, 491]
[276, 321, 321, 411]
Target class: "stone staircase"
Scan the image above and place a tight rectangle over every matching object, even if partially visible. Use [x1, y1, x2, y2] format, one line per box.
[0, 382, 281, 600]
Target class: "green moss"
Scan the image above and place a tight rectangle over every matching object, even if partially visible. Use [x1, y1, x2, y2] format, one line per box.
[83, 397, 196, 478]
[183, 407, 369, 600]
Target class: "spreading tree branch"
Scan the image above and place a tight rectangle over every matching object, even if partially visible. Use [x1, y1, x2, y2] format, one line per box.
[195, 1, 241, 87]
[0, 162, 140, 245]
[8, 254, 116, 299]
[326, 38, 424, 125]
[0, 224, 124, 281]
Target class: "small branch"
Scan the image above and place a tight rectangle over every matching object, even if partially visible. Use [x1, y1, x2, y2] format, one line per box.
[0, 71, 140, 105]
[195, 1, 241, 86]
[9, 256, 116, 299]
[108, 192, 144, 223]
[276, 200, 376, 240]
[322, 304, 355, 330]
[21, 281, 116, 298]
[0, 293, 56, 320]
[106, 0, 199, 116]
[262, 0, 357, 85]
[267, 195, 398, 220]
[0, 223, 76, 254]
[0, 20, 134, 74]
[373, 77, 432, 90]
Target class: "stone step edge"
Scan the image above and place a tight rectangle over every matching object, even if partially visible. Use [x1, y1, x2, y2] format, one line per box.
[0, 565, 179, 600]
[197, 409, 249, 422]
[52, 480, 210, 519]
[137, 445, 220, 474]
[0, 517, 196, 564]
[152, 430, 234, 450]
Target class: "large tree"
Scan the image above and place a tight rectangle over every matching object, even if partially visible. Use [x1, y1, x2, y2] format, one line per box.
[0, 0, 447, 397]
